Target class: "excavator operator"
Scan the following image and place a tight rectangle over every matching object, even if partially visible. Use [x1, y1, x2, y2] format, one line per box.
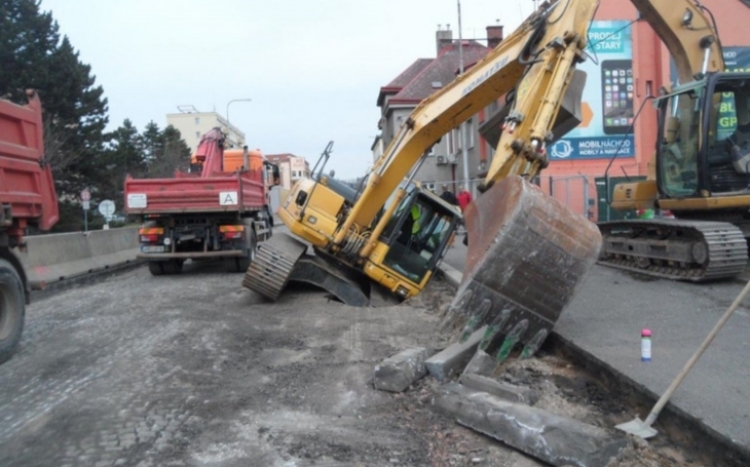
[726, 88, 750, 174]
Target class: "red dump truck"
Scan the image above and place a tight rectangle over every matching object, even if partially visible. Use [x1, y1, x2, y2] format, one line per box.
[124, 128, 278, 275]
[0, 92, 60, 364]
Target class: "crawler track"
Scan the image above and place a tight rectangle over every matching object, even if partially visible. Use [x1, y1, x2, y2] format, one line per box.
[242, 232, 307, 300]
[598, 219, 748, 281]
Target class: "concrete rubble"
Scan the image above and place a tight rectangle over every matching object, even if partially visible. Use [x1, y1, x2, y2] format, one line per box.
[433, 383, 629, 467]
[373, 347, 433, 392]
[458, 373, 539, 406]
[425, 326, 487, 382]
[460, 349, 496, 378]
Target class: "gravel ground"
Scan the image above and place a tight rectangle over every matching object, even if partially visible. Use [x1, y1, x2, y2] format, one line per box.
[0, 260, 738, 466]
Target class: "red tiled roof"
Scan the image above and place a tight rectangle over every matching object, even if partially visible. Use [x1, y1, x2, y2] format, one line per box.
[387, 42, 489, 105]
[377, 58, 433, 106]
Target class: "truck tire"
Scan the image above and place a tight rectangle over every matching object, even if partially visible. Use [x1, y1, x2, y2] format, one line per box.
[148, 261, 165, 276]
[225, 230, 256, 273]
[162, 260, 184, 275]
[0, 259, 25, 365]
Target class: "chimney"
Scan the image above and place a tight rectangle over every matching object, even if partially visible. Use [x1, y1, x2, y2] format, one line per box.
[486, 24, 504, 49]
[436, 25, 453, 53]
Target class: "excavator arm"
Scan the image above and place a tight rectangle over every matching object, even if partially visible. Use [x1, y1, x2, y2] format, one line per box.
[337, 0, 599, 242]
[249, 0, 736, 357]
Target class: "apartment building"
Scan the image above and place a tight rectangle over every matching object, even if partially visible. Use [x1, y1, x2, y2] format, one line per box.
[374, 25, 504, 195]
[166, 106, 246, 151]
[265, 153, 311, 190]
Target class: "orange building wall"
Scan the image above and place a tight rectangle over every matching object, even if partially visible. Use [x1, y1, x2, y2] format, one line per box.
[542, 0, 750, 218]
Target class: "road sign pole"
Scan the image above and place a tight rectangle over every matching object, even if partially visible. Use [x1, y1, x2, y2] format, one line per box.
[84, 208, 88, 232]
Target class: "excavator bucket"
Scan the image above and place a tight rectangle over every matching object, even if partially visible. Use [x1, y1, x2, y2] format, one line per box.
[451, 176, 601, 359]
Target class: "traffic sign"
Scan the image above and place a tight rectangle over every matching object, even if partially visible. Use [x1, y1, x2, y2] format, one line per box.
[98, 199, 115, 221]
[82, 200, 90, 210]
[81, 189, 91, 201]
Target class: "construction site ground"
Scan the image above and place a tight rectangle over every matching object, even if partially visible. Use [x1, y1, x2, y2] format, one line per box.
[0, 257, 746, 467]
[443, 234, 750, 460]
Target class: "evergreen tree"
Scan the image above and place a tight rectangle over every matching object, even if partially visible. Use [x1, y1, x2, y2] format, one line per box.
[140, 121, 164, 168]
[147, 125, 191, 178]
[101, 119, 144, 202]
[0, 0, 108, 200]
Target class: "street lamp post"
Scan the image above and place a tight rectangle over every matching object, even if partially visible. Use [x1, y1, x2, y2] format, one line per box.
[225, 98, 252, 146]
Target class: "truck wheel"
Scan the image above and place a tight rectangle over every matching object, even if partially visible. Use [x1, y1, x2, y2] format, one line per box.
[224, 257, 247, 273]
[0, 259, 25, 365]
[162, 260, 184, 275]
[148, 261, 165, 276]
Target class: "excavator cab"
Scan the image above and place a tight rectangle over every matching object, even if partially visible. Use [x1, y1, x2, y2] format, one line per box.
[376, 184, 460, 287]
[656, 74, 750, 198]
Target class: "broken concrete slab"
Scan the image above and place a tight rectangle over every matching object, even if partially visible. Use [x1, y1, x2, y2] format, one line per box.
[373, 347, 432, 392]
[434, 383, 628, 467]
[458, 373, 539, 406]
[461, 349, 496, 378]
[426, 326, 487, 382]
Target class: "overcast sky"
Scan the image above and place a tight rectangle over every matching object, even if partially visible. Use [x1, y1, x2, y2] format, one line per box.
[40, 0, 531, 179]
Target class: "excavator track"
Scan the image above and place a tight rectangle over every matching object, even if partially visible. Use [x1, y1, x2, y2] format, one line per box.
[243, 232, 307, 300]
[598, 219, 748, 281]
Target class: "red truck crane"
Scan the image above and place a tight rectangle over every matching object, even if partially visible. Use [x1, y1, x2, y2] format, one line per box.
[124, 127, 277, 275]
[0, 92, 59, 364]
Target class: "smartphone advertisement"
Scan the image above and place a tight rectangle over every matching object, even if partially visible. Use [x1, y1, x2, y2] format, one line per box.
[549, 20, 635, 160]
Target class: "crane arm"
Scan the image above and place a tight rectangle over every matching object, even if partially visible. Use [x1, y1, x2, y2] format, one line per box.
[339, 0, 599, 240]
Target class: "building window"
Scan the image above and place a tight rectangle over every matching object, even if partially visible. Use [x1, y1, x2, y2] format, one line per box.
[195, 117, 200, 125]
[467, 119, 475, 149]
[195, 131, 200, 138]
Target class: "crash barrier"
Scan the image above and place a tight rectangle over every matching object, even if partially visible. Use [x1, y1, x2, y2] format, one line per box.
[16, 227, 140, 286]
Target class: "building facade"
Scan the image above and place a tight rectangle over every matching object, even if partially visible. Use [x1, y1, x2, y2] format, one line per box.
[375, 25, 504, 196]
[265, 153, 311, 190]
[166, 107, 246, 151]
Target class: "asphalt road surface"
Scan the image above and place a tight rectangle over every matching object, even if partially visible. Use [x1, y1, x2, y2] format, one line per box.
[0, 261, 547, 467]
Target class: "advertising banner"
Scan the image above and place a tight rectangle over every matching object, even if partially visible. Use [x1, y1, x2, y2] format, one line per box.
[549, 20, 635, 161]
[717, 47, 750, 140]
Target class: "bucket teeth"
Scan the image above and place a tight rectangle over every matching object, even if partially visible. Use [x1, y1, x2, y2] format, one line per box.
[450, 176, 602, 356]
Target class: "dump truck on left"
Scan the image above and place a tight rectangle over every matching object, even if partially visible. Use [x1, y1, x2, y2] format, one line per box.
[0, 92, 60, 364]
[124, 128, 278, 275]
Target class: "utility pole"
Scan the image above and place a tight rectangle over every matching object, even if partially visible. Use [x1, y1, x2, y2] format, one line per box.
[457, 0, 471, 193]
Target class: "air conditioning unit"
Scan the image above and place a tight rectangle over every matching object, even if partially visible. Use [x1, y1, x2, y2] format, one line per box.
[436, 155, 448, 166]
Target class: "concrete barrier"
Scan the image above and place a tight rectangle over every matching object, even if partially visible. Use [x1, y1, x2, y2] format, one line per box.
[16, 227, 141, 285]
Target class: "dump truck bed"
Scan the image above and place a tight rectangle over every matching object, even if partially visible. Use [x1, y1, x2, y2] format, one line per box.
[0, 95, 59, 237]
[124, 172, 265, 215]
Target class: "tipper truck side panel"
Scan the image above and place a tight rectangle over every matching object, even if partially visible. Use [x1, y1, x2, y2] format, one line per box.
[0, 92, 59, 364]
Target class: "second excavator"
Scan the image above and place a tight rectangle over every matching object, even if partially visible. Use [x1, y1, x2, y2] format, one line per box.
[601, 0, 750, 281]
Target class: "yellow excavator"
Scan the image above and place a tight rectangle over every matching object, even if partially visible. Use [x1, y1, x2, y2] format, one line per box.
[601, 0, 750, 281]
[244, 0, 731, 356]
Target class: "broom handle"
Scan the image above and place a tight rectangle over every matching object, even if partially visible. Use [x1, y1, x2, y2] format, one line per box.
[644, 278, 750, 427]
